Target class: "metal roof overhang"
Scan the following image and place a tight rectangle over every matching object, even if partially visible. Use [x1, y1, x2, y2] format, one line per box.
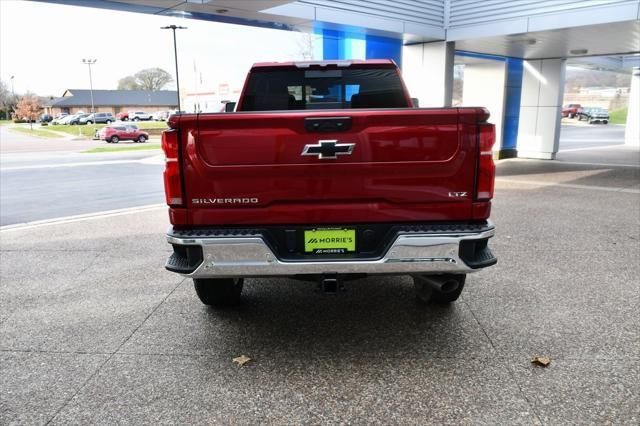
[33, 0, 640, 63]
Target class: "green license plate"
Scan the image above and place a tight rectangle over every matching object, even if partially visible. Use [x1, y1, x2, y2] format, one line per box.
[304, 228, 356, 254]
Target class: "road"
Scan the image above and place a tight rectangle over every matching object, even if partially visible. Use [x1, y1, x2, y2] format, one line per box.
[0, 126, 164, 225]
[558, 120, 625, 150]
[0, 122, 629, 226]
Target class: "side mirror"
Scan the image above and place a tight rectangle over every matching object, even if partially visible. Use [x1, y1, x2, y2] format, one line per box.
[225, 102, 236, 112]
[411, 98, 419, 108]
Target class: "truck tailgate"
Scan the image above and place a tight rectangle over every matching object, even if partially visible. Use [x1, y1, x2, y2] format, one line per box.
[176, 108, 486, 225]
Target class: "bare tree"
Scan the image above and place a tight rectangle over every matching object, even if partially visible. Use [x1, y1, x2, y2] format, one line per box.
[295, 33, 316, 60]
[13, 94, 41, 129]
[117, 75, 140, 90]
[117, 68, 174, 91]
[134, 68, 174, 91]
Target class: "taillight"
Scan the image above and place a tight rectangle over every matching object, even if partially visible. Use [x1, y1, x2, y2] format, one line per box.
[162, 129, 183, 206]
[476, 123, 496, 201]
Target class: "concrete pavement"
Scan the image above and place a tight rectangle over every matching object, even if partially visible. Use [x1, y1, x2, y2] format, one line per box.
[1, 144, 638, 424]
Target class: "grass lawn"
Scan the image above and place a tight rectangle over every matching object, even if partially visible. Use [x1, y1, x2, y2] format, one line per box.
[46, 124, 103, 137]
[608, 107, 627, 125]
[129, 121, 168, 129]
[82, 143, 161, 154]
[9, 126, 63, 138]
[0, 120, 12, 126]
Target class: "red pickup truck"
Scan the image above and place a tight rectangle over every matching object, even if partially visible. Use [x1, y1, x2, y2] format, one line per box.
[562, 104, 581, 118]
[162, 60, 497, 307]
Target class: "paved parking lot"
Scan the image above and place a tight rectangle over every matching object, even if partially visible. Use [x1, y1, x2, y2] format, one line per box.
[1, 145, 639, 424]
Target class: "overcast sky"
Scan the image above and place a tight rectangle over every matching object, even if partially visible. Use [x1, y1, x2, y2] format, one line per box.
[0, 0, 317, 97]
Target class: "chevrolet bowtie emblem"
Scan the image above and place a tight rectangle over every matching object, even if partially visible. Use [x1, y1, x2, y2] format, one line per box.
[301, 140, 355, 159]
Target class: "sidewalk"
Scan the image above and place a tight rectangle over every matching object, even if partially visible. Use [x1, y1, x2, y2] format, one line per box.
[0, 125, 98, 154]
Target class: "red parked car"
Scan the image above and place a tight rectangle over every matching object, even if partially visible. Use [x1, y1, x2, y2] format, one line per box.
[115, 111, 129, 121]
[96, 124, 149, 143]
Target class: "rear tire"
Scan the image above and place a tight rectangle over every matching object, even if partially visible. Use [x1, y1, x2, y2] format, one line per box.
[110, 135, 119, 143]
[137, 135, 147, 143]
[603, 120, 608, 124]
[194, 278, 244, 306]
[106, 120, 112, 124]
[133, 117, 140, 121]
[413, 274, 466, 304]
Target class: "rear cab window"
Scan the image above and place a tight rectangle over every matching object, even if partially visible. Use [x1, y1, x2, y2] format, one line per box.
[240, 64, 409, 111]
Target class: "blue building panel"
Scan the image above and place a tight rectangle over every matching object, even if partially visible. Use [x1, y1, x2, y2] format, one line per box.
[320, 29, 401, 66]
[502, 58, 523, 154]
[365, 34, 402, 65]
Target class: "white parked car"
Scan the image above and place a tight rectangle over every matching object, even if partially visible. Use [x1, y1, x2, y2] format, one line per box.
[51, 113, 69, 125]
[166, 109, 185, 121]
[60, 112, 86, 125]
[153, 110, 169, 121]
[128, 111, 153, 121]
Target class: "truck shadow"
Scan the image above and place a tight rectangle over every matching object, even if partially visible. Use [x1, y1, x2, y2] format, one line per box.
[199, 276, 489, 359]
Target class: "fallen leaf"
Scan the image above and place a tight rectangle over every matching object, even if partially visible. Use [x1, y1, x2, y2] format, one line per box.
[233, 355, 252, 366]
[531, 356, 551, 367]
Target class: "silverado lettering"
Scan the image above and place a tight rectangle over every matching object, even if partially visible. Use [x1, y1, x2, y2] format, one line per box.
[192, 198, 259, 204]
[162, 59, 498, 308]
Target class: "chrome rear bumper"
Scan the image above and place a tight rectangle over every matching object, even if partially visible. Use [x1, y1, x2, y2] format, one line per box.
[166, 222, 496, 278]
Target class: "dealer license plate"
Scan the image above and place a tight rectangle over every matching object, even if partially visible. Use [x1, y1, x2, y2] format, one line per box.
[304, 228, 356, 254]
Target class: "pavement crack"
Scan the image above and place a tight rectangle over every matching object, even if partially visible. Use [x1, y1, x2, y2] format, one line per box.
[43, 277, 187, 425]
[76, 251, 102, 276]
[463, 299, 546, 425]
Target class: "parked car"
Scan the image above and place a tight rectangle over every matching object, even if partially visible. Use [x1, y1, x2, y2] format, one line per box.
[40, 114, 53, 123]
[51, 113, 69, 125]
[162, 59, 498, 308]
[166, 109, 185, 120]
[96, 124, 149, 143]
[67, 113, 90, 125]
[128, 111, 153, 121]
[59, 112, 86, 125]
[562, 103, 581, 118]
[577, 107, 609, 124]
[153, 110, 169, 121]
[116, 111, 129, 121]
[79, 112, 115, 125]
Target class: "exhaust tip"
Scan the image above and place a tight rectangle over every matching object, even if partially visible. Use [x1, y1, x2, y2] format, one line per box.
[441, 280, 460, 293]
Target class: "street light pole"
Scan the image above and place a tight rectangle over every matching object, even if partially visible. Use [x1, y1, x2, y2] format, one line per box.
[7, 76, 15, 121]
[161, 25, 186, 111]
[82, 59, 97, 115]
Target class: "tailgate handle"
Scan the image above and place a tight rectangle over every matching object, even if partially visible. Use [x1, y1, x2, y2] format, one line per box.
[304, 117, 352, 133]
